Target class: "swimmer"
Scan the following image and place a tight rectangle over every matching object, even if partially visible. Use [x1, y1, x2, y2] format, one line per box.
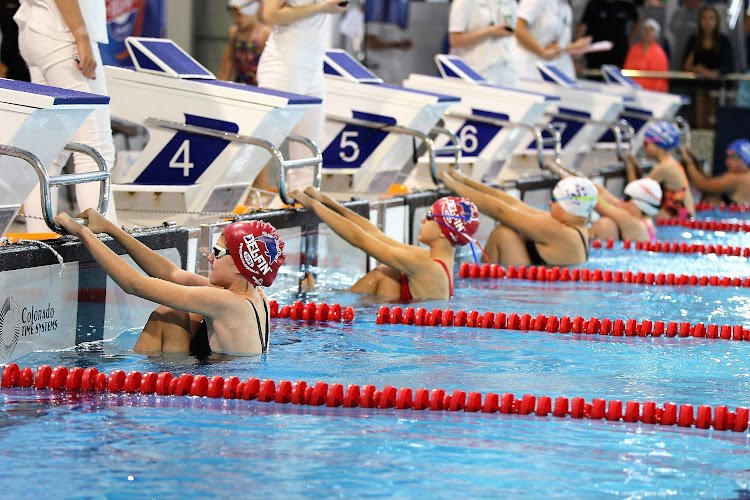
[440, 169, 597, 266]
[55, 209, 284, 357]
[680, 139, 750, 205]
[546, 162, 661, 243]
[290, 187, 479, 302]
[626, 121, 695, 219]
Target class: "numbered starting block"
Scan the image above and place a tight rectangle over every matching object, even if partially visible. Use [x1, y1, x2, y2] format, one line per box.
[502, 64, 628, 180]
[402, 55, 560, 186]
[106, 38, 322, 227]
[0, 79, 111, 233]
[320, 50, 461, 194]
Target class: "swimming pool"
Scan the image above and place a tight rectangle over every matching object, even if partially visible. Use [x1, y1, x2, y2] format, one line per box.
[1, 224, 749, 498]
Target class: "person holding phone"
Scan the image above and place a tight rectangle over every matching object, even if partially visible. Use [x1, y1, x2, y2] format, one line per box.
[448, 0, 518, 87]
[13, 0, 117, 232]
[257, 0, 349, 193]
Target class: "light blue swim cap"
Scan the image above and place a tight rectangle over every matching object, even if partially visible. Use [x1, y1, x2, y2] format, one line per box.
[644, 121, 680, 150]
[727, 139, 750, 166]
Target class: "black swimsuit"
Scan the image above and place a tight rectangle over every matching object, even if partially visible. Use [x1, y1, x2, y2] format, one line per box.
[524, 227, 589, 266]
[189, 299, 269, 357]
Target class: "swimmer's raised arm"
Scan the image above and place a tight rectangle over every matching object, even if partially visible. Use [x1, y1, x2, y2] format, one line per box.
[441, 171, 546, 219]
[682, 153, 737, 194]
[302, 187, 385, 239]
[76, 209, 208, 287]
[291, 191, 422, 272]
[625, 154, 644, 182]
[55, 213, 232, 318]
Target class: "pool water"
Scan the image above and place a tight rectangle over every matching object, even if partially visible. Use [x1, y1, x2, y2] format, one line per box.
[1, 220, 748, 497]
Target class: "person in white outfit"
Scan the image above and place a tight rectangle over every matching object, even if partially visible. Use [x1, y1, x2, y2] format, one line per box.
[448, 0, 518, 87]
[513, 0, 588, 81]
[257, 0, 349, 194]
[14, 0, 117, 232]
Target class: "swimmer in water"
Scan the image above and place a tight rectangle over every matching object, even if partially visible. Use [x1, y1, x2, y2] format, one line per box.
[55, 209, 284, 356]
[546, 161, 661, 243]
[440, 169, 597, 266]
[291, 187, 479, 302]
[681, 139, 750, 205]
[625, 120, 695, 219]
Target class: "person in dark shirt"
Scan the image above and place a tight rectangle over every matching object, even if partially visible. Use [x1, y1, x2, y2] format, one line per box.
[575, 0, 640, 68]
[682, 5, 733, 128]
[0, 0, 29, 80]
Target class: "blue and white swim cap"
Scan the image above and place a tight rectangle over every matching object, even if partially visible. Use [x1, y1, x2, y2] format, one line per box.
[727, 139, 750, 166]
[644, 121, 680, 150]
[552, 177, 598, 218]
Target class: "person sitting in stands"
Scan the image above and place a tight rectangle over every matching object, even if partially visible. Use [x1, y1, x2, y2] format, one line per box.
[55, 209, 284, 357]
[681, 139, 750, 205]
[626, 121, 695, 219]
[291, 187, 479, 302]
[546, 162, 662, 242]
[440, 169, 597, 266]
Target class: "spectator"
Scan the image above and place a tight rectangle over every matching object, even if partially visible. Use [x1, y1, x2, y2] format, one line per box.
[0, 0, 29, 80]
[667, 0, 702, 71]
[623, 18, 669, 92]
[448, 0, 518, 87]
[575, 0, 640, 69]
[14, 0, 117, 232]
[217, 0, 270, 86]
[682, 5, 733, 129]
[514, 0, 591, 81]
[365, 20, 413, 84]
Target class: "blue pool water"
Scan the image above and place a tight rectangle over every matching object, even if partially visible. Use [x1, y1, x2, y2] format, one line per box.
[1, 224, 749, 497]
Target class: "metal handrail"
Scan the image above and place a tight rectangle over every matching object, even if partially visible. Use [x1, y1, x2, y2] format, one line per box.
[673, 115, 692, 147]
[326, 115, 462, 186]
[611, 119, 636, 161]
[144, 118, 322, 206]
[0, 142, 109, 232]
[444, 110, 562, 169]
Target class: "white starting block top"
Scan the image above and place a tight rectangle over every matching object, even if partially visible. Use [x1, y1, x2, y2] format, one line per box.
[514, 64, 628, 170]
[403, 55, 559, 184]
[106, 38, 322, 227]
[0, 79, 110, 234]
[320, 49, 460, 194]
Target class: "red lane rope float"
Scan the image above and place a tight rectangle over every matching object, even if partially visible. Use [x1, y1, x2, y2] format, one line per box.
[268, 300, 355, 323]
[457, 262, 750, 289]
[590, 238, 750, 258]
[374, 305, 750, 342]
[2, 364, 747, 433]
[695, 201, 750, 214]
[656, 217, 750, 233]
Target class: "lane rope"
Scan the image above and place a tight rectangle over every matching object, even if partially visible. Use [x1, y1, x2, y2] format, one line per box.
[656, 217, 750, 233]
[1, 363, 746, 433]
[590, 238, 750, 258]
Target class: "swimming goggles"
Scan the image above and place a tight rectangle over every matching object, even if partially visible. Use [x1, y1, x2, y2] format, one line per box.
[212, 243, 231, 259]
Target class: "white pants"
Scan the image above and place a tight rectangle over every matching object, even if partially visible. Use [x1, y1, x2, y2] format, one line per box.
[18, 28, 117, 232]
[257, 56, 324, 193]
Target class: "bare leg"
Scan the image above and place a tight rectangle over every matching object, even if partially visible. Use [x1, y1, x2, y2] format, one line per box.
[485, 225, 533, 265]
[590, 217, 619, 241]
[134, 306, 197, 353]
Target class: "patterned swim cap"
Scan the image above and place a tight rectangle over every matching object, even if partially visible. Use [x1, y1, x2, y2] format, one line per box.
[223, 220, 285, 287]
[428, 196, 480, 246]
[727, 139, 750, 166]
[624, 178, 662, 216]
[644, 121, 680, 150]
[552, 177, 598, 218]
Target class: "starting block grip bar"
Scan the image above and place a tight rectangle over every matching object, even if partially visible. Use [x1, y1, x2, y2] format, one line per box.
[0, 142, 109, 233]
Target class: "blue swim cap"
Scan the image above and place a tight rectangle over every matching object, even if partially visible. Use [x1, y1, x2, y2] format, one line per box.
[644, 121, 680, 150]
[727, 139, 750, 166]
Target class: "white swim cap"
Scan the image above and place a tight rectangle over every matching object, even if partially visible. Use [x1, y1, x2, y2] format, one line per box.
[552, 177, 598, 218]
[623, 178, 662, 216]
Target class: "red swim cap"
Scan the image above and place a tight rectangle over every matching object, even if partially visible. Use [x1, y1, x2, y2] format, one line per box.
[223, 220, 285, 287]
[428, 196, 480, 246]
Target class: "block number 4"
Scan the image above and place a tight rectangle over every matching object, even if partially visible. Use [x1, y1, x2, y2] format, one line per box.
[169, 140, 194, 177]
